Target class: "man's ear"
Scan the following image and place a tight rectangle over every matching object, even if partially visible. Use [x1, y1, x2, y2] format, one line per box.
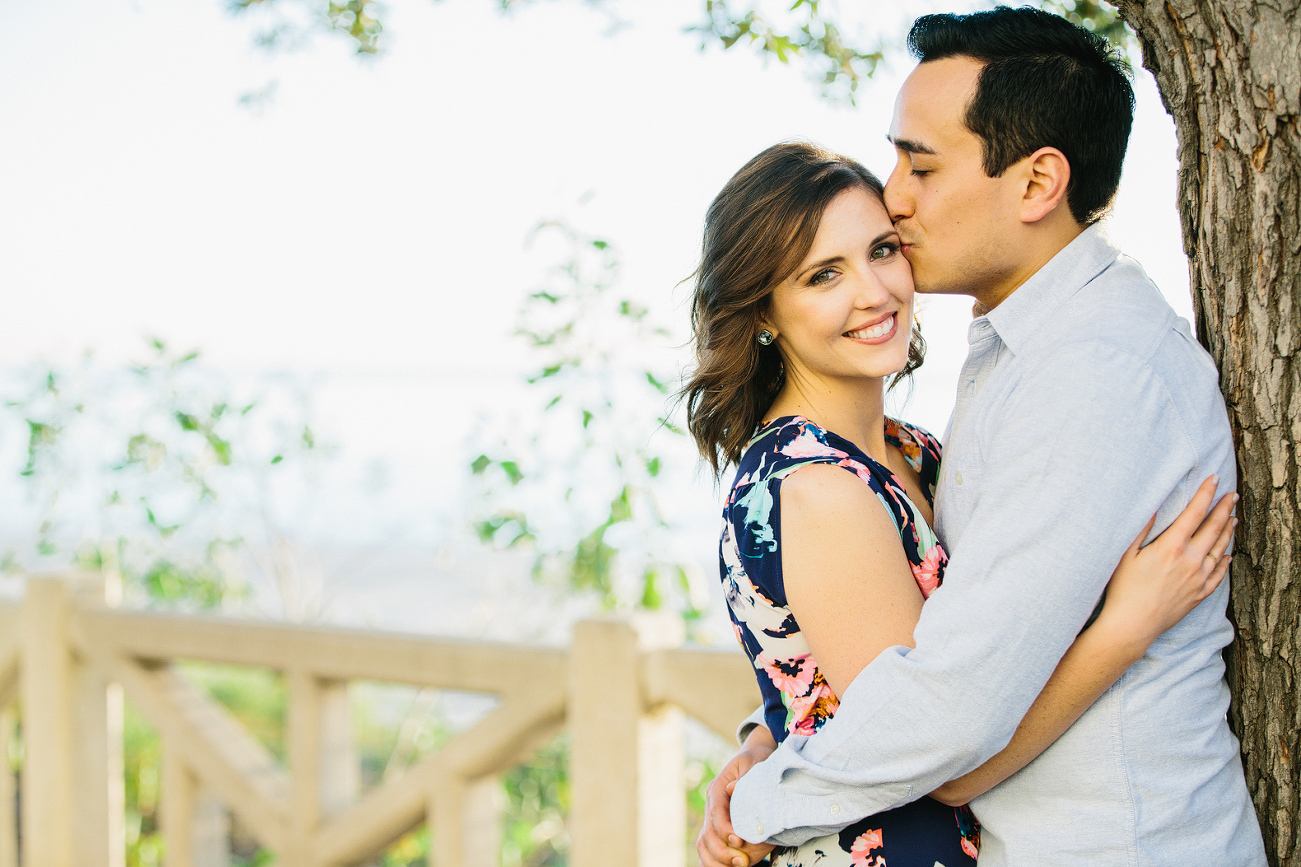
[1019, 147, 1071, 224]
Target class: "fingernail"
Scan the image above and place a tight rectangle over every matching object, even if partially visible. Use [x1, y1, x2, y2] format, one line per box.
[1232, 493, 1239, 503]
[733, 859, 746, 867]
[728, 835, 742, 847]
[1211, 474, 1219, 485]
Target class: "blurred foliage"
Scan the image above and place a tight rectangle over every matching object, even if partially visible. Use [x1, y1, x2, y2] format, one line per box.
[1037, 0, 1131, 47]
[229, 0, 385, 55]
[1, 339, 322, 610]
[123, 703, 163, 866]
[226, 0, 1131, 102]
[502, 736, 571, 867]
[689, 0, 884, 104]
[468, 219, 707, 618]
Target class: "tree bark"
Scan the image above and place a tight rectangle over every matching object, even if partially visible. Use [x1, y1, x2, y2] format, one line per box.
[1115, 1, 1301, 863]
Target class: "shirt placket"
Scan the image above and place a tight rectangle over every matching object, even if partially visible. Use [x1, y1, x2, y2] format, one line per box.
[947, 317, 1004, 443]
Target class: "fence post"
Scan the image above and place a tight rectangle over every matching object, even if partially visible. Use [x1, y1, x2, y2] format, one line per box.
[0, 708, 15, 867]
[318, 680, 357, 819]
[430, 775, 502, 867]
[288, 672, 357, 866]
[71, 572, 126, 867]
[161, 749, 197, 867]
[568, 615, 685, 867]
[286, 669, 322, 867]
[20, 576, 74, 867]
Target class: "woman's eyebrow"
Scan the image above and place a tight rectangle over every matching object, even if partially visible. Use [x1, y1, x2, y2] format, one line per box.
[796, 255, 844, 278]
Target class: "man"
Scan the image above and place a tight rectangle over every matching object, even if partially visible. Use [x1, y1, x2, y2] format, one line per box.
[699, 8, 1266, 865]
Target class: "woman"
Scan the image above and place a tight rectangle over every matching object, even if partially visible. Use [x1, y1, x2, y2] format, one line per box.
[683, 142, 1235, 867]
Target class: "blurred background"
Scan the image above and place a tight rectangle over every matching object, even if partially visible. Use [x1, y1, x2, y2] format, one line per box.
[0, 0, 1193, 863]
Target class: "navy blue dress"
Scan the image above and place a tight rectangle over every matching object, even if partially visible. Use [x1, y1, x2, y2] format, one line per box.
[720, 416, 979, 867]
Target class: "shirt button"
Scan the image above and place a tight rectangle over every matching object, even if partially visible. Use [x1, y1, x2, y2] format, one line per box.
[756, 822, 765, 837]
[830, 803, 841, 815]
[955, 471, 964, 485]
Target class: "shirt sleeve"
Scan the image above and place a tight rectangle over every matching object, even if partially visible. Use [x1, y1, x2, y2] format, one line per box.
[730, 343, 1202, 846]
[737, 705, 767, 745]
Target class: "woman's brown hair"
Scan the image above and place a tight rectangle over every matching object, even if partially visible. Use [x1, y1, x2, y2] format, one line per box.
[681, 141, 925, 478]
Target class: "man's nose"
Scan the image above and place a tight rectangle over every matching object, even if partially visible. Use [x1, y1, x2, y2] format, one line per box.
[883, 158, 911, 223]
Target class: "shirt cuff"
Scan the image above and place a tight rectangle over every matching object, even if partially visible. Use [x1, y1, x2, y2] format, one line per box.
[736, 706, 766, 746]
[729, 740, 916, 847]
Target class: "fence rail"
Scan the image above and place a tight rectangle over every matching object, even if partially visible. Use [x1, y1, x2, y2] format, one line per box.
[0, 574, 759, 867]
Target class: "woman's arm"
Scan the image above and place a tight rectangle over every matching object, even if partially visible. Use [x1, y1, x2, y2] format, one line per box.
[780, 463, 927, 698]
[930, 476, 1237, 805]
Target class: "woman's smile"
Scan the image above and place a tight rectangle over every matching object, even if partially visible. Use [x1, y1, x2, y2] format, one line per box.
[844, 312, 898, 343]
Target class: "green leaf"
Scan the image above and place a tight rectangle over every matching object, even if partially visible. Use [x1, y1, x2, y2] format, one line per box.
[271, 455, 284, 465]
[471, 454, 492, 475]
[609, 486, 632, 523]
[500, 461, 524, 485]
[646, 457, 661, 477]
[206, 434, 233, 466]
[581, 410, 594, 429]
[175, 412, 200, 432]
[639, 568, 663, 610]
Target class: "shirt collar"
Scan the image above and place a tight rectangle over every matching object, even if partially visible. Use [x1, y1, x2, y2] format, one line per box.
[982, 222, 1122, 356]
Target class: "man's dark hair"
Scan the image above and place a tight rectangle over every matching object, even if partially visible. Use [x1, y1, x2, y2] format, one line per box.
[908, 6, 1134, 224]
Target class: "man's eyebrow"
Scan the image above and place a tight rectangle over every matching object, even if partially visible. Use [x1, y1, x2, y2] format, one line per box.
[887, 135, 937, 155]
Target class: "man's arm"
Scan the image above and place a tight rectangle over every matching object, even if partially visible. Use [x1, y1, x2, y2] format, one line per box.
[730, 345, 1208, 846]
[931, 481, 1235, 804]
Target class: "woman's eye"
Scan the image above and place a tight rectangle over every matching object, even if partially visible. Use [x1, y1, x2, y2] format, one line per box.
[870, 242, 899, 260]
[910, 168, 931, 177]
[809, 268, 835, 285]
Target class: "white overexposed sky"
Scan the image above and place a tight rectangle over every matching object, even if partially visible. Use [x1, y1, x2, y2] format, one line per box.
[0, 0, 1194, 630]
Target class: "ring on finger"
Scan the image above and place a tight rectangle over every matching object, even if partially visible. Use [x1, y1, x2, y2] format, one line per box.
[1206, 552, 1220, 565]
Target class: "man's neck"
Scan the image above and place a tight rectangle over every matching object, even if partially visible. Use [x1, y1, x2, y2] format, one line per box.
[978, 221, 1087, 311]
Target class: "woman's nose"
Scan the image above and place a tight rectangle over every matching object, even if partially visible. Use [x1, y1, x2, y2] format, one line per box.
[852, 271, 892, 308]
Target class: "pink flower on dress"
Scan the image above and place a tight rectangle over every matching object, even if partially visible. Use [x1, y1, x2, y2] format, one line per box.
[962, 836, 979, 859]
[850, 828, 885, 867]
[913, 543, 947, 599]
[788, 679, 839, 736]
[757, 653, 816, 695]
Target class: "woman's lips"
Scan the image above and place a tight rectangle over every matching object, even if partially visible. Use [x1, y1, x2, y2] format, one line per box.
[844, 312, 897, 343]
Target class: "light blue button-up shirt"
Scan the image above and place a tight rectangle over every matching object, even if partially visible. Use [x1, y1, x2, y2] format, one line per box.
[730, 225, 1266, 865]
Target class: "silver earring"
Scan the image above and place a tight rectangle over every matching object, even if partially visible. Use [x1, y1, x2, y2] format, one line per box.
[756, 329, 774, 346]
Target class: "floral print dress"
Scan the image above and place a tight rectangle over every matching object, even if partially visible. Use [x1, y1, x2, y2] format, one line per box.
[721, 416, 979, 867]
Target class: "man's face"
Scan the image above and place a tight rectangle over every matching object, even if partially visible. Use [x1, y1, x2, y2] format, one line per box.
[884, 57, 1026, 305]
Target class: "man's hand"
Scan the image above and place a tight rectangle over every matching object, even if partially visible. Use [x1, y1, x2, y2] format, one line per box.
[697, 727, 778, 867]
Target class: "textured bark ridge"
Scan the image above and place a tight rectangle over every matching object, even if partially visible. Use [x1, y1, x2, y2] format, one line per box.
[1116, 1, 1301, 863]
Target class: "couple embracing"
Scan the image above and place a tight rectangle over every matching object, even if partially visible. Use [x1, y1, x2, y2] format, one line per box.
[682, 7, 1267, 866]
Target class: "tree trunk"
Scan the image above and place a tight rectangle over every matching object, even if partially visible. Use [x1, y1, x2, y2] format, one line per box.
[1115, 2, 1301, 863]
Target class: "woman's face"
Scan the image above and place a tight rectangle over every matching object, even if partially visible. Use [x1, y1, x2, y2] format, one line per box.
[764, 186, 915, 389]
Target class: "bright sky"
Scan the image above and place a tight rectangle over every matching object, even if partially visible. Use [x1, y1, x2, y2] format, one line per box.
[0, 0, 1195, 624]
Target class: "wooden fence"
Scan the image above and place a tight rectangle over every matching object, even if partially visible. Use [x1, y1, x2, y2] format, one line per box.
[0, 574, 759, 867]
